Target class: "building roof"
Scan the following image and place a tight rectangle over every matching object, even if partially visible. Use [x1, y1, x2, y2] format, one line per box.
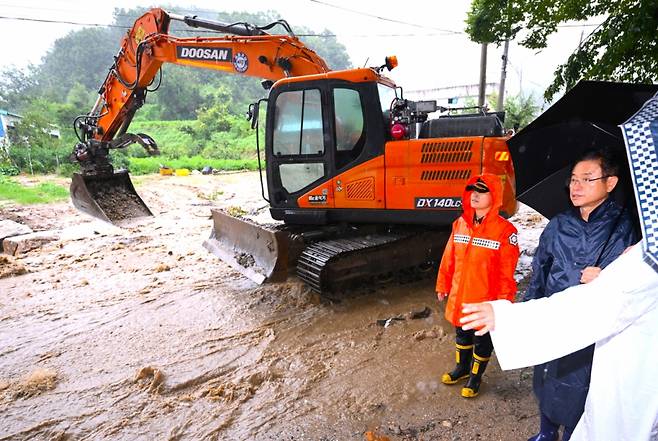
[0, 109, 22, 118]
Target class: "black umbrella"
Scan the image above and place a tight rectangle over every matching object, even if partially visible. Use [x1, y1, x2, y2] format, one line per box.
[509, 80, 658, 219]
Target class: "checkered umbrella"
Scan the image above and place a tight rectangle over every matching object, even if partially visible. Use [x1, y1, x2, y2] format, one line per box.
[620, 92, 658, 273]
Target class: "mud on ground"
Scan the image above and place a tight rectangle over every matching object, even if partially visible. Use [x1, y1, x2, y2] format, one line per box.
[0, 172, 546, 440]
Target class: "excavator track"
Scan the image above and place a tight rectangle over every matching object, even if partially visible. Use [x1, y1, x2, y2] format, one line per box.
[296, 230, 449, 293]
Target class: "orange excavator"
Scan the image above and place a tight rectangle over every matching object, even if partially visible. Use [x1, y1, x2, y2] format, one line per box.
[70, 8, 517, 292]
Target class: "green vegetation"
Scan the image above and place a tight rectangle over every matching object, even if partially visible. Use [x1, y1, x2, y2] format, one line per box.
[0, 176, 69, 204]
[487, 93, 541, 130]
[455, 93, 540, 130]
[466, 0, 658, 100]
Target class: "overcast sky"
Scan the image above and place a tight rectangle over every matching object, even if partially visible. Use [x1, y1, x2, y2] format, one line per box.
[0, 0, 600, 104]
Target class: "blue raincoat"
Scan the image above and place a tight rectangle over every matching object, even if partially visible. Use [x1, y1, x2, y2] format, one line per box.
[524, 197, 638, 428]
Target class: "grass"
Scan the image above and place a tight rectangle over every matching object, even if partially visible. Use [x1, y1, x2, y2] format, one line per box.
[0, 176, 69, 204]
[127, 156, 259, 175]
[129, 120, 197, 157]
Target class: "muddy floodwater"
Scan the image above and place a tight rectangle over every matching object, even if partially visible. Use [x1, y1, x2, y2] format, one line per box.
[0, 172, 547, 440]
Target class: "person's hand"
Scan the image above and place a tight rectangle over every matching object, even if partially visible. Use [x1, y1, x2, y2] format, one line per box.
[437, 292, 448, 301]
[580, 266, 601, 284]
[460, 303, 495, 336]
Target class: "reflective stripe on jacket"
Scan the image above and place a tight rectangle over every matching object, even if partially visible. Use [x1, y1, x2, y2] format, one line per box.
[436, 173, 520, 326]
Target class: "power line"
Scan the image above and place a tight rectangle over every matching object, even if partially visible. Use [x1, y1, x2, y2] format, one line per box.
[0, 12, 602, 39]
[0, 0, 463, 34]
[557, 23, 603, 28]
[0, 2, 232, 18]
[0, 15, 126, 28]
[306, 0, 464, 35]
[0, 14, 466, 38]
[306, 0, 601, 31]
[0, 0, 602, 30]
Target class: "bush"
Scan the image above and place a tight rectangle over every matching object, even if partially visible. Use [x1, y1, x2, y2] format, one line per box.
[56, 162, 79, 177]
[8, 145, 70, 174]
[0, 164, 20, 176]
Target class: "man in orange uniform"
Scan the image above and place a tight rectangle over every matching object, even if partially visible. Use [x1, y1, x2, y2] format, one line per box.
[436, 173, 520, 398]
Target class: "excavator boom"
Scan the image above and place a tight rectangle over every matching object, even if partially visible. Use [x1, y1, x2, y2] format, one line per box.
[70, 8, 329, 222]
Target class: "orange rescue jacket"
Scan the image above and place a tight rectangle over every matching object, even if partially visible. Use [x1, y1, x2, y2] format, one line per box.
[436, 173, 520, 326]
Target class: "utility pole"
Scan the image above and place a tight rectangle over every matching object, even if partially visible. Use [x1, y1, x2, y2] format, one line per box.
[497, 40, 510, 112]
[478, 43, 488, 108]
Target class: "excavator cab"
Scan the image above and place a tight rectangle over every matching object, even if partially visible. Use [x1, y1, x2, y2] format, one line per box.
[204, 72, 392, 283]
[264, 73, 390, 222]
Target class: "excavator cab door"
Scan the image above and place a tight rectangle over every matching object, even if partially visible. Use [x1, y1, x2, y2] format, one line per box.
[330, 85, 385, 210]
[265, 85, 334, 215]
[265, 80, 388, 222]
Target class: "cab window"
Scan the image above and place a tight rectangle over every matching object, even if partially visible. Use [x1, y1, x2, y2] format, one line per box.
[333, 88, 365, 169]
[279, 163, 325, 194]
[273, 89, 324, 156]
[377, 83, 397, 122]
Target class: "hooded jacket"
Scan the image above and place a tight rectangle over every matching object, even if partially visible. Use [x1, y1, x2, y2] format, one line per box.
[436, 173, 520, 326]
[524, 196, 638, 428]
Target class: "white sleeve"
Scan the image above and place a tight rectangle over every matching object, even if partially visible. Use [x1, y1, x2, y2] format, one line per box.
[490, 245, 658, 370]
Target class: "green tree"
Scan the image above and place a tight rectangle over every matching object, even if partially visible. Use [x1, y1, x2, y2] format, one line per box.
[466, 0, 658, 101]
[3, 6, 352, 120]
[449, 93, 540, 129]
[0, 66, 40, 111]
[7, 107, 65, 174]
[36, 27, 117, 101]
[195, 86, 233, 140]
[154, 66, 208, 120]
[298, 29, 352, 70]
[487, 92, 540, 130]
[66, 82, 96, 110]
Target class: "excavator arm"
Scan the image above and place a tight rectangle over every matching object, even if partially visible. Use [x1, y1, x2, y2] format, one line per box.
[73, 8, 328, 169]
[69, 7, 330, 222]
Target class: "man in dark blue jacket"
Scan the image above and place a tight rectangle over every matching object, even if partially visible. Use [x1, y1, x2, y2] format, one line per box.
[524, 149, 638, 441]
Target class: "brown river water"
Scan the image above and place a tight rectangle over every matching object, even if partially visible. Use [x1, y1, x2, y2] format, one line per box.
[0, 172, 545, 440]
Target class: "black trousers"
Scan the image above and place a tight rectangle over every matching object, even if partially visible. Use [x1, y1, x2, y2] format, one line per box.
[455, 326, 493, 357]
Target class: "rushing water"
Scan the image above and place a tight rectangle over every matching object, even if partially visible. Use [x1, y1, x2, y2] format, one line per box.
[0, 173, 539, 440]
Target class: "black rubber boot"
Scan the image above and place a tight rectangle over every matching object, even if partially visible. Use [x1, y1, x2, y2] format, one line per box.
[441, 343, 473, 384]
[461, 352, 490, 398]
[527, 412, 559, 441]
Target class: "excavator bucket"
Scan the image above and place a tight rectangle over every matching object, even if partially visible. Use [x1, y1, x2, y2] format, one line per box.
[70, 171, 152, 224]
[203, 209, 301, 284]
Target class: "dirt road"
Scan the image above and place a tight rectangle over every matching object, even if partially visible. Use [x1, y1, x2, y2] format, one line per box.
[0, 172, 546, 440]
